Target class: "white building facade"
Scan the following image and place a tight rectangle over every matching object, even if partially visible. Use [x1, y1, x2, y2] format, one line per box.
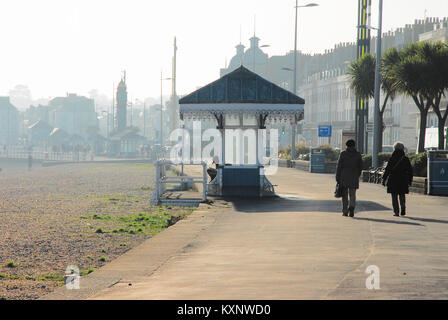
[219, 17, 448, 153]
[0, 97, 19, 145]
[300, 18, 448, 153]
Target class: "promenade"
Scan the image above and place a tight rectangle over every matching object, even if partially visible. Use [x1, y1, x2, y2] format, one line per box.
[45, 167, 448, 300]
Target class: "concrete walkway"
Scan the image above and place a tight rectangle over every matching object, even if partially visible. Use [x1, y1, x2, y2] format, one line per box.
[49, 167, 448, 299]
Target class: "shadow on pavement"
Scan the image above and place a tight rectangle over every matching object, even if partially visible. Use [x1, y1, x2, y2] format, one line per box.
[402, 216, 448, 224]
[226, 197, 390, 214]
[353, 217, 423, 226]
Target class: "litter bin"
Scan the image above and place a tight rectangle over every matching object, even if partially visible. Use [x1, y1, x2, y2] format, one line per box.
[310, 148, 325, 173]
[427, 150, 448, 196]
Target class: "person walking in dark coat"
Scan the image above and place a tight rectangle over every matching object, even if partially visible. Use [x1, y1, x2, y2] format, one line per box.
[336, 139, 363, 217]
[382, 142, 413, 216]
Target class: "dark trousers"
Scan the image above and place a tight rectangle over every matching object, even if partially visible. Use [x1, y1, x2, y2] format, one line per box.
[341, 187, 357, 214]
[391, 193, 406, 214]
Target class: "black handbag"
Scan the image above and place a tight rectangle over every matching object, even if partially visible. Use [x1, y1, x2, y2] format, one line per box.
[334, 183, 343, 198]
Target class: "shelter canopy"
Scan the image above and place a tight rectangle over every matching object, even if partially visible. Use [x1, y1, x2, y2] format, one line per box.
[179, 66, 305, 123]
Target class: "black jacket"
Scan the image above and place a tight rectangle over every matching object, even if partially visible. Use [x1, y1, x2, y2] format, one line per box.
[336, 146, 363, 189]
[382, 149, 413, 194]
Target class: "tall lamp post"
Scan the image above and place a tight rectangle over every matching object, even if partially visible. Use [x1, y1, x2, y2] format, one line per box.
[99, 110, 110, 155]
[372, 0, 383, 168]
[282, 67, 294, 153]
[101, 111, 110, 138]
[160, 72, 172, 148]
[292, 2, 318, 160]
[143, 103, 146, 138]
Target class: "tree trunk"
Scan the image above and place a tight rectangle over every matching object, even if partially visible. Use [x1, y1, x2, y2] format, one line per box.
[438, 119, 445, 150]
[430, 93, 447, 150]
[412, 95, 430, 154]
[418, 109, 428, 154]
[437, 113, 448, 150]
[379, 93, 390, 154]
[378, 114, 384, 153]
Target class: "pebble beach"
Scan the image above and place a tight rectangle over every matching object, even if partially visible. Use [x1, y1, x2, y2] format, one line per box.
[0, 159, 193, 299]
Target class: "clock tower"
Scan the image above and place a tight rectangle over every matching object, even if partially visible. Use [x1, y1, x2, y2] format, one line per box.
[116, 71, 127, 132]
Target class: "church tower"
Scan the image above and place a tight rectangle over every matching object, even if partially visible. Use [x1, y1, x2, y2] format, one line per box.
[116, 71, 127, 132]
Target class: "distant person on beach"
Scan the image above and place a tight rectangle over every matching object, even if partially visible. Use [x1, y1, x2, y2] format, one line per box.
[336, 139, 363, 217]
[28, 154, 33, 171]
[382, 142, 413, 216]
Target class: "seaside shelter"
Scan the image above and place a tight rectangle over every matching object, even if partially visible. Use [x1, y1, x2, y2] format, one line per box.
[179, 66, 305, 197]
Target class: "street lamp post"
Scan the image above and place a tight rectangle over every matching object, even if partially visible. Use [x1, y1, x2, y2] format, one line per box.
[282, 67, 295, 154]
[293, 2, 318, 94]
[160, 72, 172, 148]
[101, 111, 109, 138]
[372, 0, 383, 168]
[292, 2, 318, 160]
[100, 110, 110, 155]
[143, 103, 146, 138]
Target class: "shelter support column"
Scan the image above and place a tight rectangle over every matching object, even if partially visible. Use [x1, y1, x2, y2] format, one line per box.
[215, 114, 225, 165]
[256, 129, 259, 166]
[257, 114, 267, 166]
[221, 128, 226, 165]
[239, 129, 244, 165]
[257, 129, 265, 167]
[291, 125, 296, 160]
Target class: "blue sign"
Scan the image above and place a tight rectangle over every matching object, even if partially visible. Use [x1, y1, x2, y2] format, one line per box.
[318, 125, 332, 137]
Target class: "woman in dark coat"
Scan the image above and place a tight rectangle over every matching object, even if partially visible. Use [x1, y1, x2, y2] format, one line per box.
[336, 139, 363, 217]
[382, 142, 413, 216]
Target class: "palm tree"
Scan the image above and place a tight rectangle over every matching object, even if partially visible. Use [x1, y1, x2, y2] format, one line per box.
[348, 54, 375, 100]
[350, 42, 448, 153]
[418, 42, 448, 150]
[388, 42, 447, 152]
[348, 53, 397, 154]
[387, 44, 429, 153]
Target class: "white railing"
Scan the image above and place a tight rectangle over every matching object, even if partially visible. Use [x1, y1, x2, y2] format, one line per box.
[152, 160, 207, 205]
[0, 146, 91, 161]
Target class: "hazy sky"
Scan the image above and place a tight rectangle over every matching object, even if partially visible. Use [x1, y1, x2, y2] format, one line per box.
[0, 0, 447, 103]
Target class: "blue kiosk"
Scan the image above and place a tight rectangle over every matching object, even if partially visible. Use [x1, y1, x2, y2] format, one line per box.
[179, 66, 305, 197]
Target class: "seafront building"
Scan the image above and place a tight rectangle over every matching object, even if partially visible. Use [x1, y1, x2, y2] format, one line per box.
[301, 18, 448, 152]
[219, 17, 448, 152]
[22, 94, 98, 149]
[0, 97, 20, 146]
[47, 93, 97, 139]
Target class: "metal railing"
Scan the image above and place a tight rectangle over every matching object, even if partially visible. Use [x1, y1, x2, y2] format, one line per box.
[0, 146, 92, 161]
[151, 160, 207, 206]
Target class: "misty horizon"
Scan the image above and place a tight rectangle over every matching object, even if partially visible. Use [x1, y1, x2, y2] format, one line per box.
[1, 0, 447, 103]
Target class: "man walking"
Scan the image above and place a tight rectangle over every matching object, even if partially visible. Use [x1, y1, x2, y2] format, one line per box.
[336, 139, 363, 217]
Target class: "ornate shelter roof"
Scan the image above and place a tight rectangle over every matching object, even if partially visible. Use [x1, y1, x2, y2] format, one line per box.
[179, 66, 305, 122]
